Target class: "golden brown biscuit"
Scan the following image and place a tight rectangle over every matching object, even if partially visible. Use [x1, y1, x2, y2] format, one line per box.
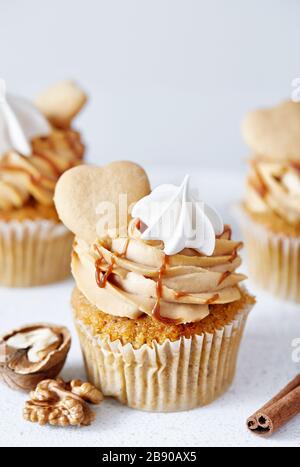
[54, 161, 151, 243]
[242, 100, 300, 160]
[35, 80, 87, 129]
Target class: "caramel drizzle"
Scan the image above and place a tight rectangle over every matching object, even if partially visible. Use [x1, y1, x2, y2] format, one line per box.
[94, 239, 129, 289]
[290, 161, 300, 173]
[93, 244, 102, 257]
[229, 243, 242, 263]
[216, 225, 232, 240]
[217, 271, 231, 286]
[152, 307, 181, 325]
[249, 161, 268, 198]
[65, 130, 85, 160]
[229, 249, 238, 263]
[273, 174, 282, 184]
[33, 139, 81, 177]
[135, 218, 141, 231]
[93, 243, 180, 324]
[96, 257, 115, 288]
[33, 151, 61, 177]
[93, 244, 105, 288]
[92, 238, 233, 324]
[95, 256, 104, 287]
[249, 178, 268, 198]
[205, 293, 219, 305]
[152, 255, 182, 325]
[152, 254, 169, 321]
[92, 244, 104, 288]
[72, 239, 79, 260]
[0, 164, 49, 186]
[119, 238, 130, 258]
[174, 291, 187, 299]
[174, 290, 219, 305]
[135, 218, 148, 234]
[0, 131, 83, 193]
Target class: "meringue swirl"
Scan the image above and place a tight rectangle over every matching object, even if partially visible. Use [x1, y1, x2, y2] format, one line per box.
[132, 175, 224, 256]
[0, 129, 84, 211]
[72, 220, 246, 324]
[246, 159, 300, 226]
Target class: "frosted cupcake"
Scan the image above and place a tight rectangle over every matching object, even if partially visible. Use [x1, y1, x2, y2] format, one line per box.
[237, 100, 300, 301]
[54, 162, 255, 412]
[0, 80, 87, 286]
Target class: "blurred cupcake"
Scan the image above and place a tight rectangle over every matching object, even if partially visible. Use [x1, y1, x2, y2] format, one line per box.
[237, 100, 300, 301]
[0, 80, 87, 286]
[54, 163, 255, 412]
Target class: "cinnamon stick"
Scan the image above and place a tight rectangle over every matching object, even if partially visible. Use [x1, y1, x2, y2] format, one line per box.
[247, 374, 300, 437]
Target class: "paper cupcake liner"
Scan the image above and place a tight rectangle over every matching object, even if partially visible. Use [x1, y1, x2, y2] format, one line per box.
[74, 302, 251, 412]
[0, 220, 73, 287]
[235, 206, 300, 302]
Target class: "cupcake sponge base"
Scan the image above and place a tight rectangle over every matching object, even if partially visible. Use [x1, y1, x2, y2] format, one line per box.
[0, 220, 73, 287]
[236, 205, 300, 302]
[72, 288, 253, 412]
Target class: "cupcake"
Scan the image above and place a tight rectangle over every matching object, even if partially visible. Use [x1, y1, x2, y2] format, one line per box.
[0, 80, 87, 286]
[237, 100, 300, 301]
[54, 162, 255, 412]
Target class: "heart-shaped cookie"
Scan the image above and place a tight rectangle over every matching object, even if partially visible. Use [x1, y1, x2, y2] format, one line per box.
[54, 161, 150, 243]
[242, 100, 300, 160]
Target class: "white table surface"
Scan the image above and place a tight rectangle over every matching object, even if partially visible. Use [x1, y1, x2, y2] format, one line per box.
[1, 167, 300, 448]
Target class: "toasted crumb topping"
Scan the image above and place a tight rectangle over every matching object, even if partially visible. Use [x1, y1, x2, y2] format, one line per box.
[72, 287, 255, 349]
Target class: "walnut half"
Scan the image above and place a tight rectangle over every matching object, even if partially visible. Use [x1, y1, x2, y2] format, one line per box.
[0, 324, 71, 391]
[24, 378, 103, 427]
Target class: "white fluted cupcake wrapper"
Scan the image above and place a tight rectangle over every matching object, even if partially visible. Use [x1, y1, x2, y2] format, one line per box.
[74, 303, 252, 412]
[0, 220, 73, 287]
[236, 206, 300, 302]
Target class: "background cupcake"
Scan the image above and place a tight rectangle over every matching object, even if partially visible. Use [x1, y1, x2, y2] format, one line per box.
[0, 80, 87, 287]
[54, 162, 255, 412]
[237, 100, 300, 302]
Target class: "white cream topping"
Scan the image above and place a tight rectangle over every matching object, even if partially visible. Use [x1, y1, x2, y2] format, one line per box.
[131, 175, 224, 256]
[6, 328, 59, 363]
[0, 80, 51, 156]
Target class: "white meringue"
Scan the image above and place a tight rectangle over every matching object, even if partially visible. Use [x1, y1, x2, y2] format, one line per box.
[0, 79, 51, 156]
[132, 175, 223, 256]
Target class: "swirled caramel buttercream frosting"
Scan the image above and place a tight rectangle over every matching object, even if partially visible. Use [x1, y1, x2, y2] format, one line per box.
[0, 81, 86, 211]
[246, 159, 300, 226]
[242, 99, 300, 227]
[0, 130, 84, 210]
[53, 166, 247, 325]
[72, 220, 246, 325]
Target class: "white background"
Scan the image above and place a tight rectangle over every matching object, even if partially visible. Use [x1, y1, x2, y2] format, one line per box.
[1, 0, 300, 169]
[1, 0, 300, 448]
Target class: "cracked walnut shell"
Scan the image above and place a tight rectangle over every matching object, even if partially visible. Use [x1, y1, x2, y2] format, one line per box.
[24, 378, 103, 427]
[0, 324, 71, 391]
